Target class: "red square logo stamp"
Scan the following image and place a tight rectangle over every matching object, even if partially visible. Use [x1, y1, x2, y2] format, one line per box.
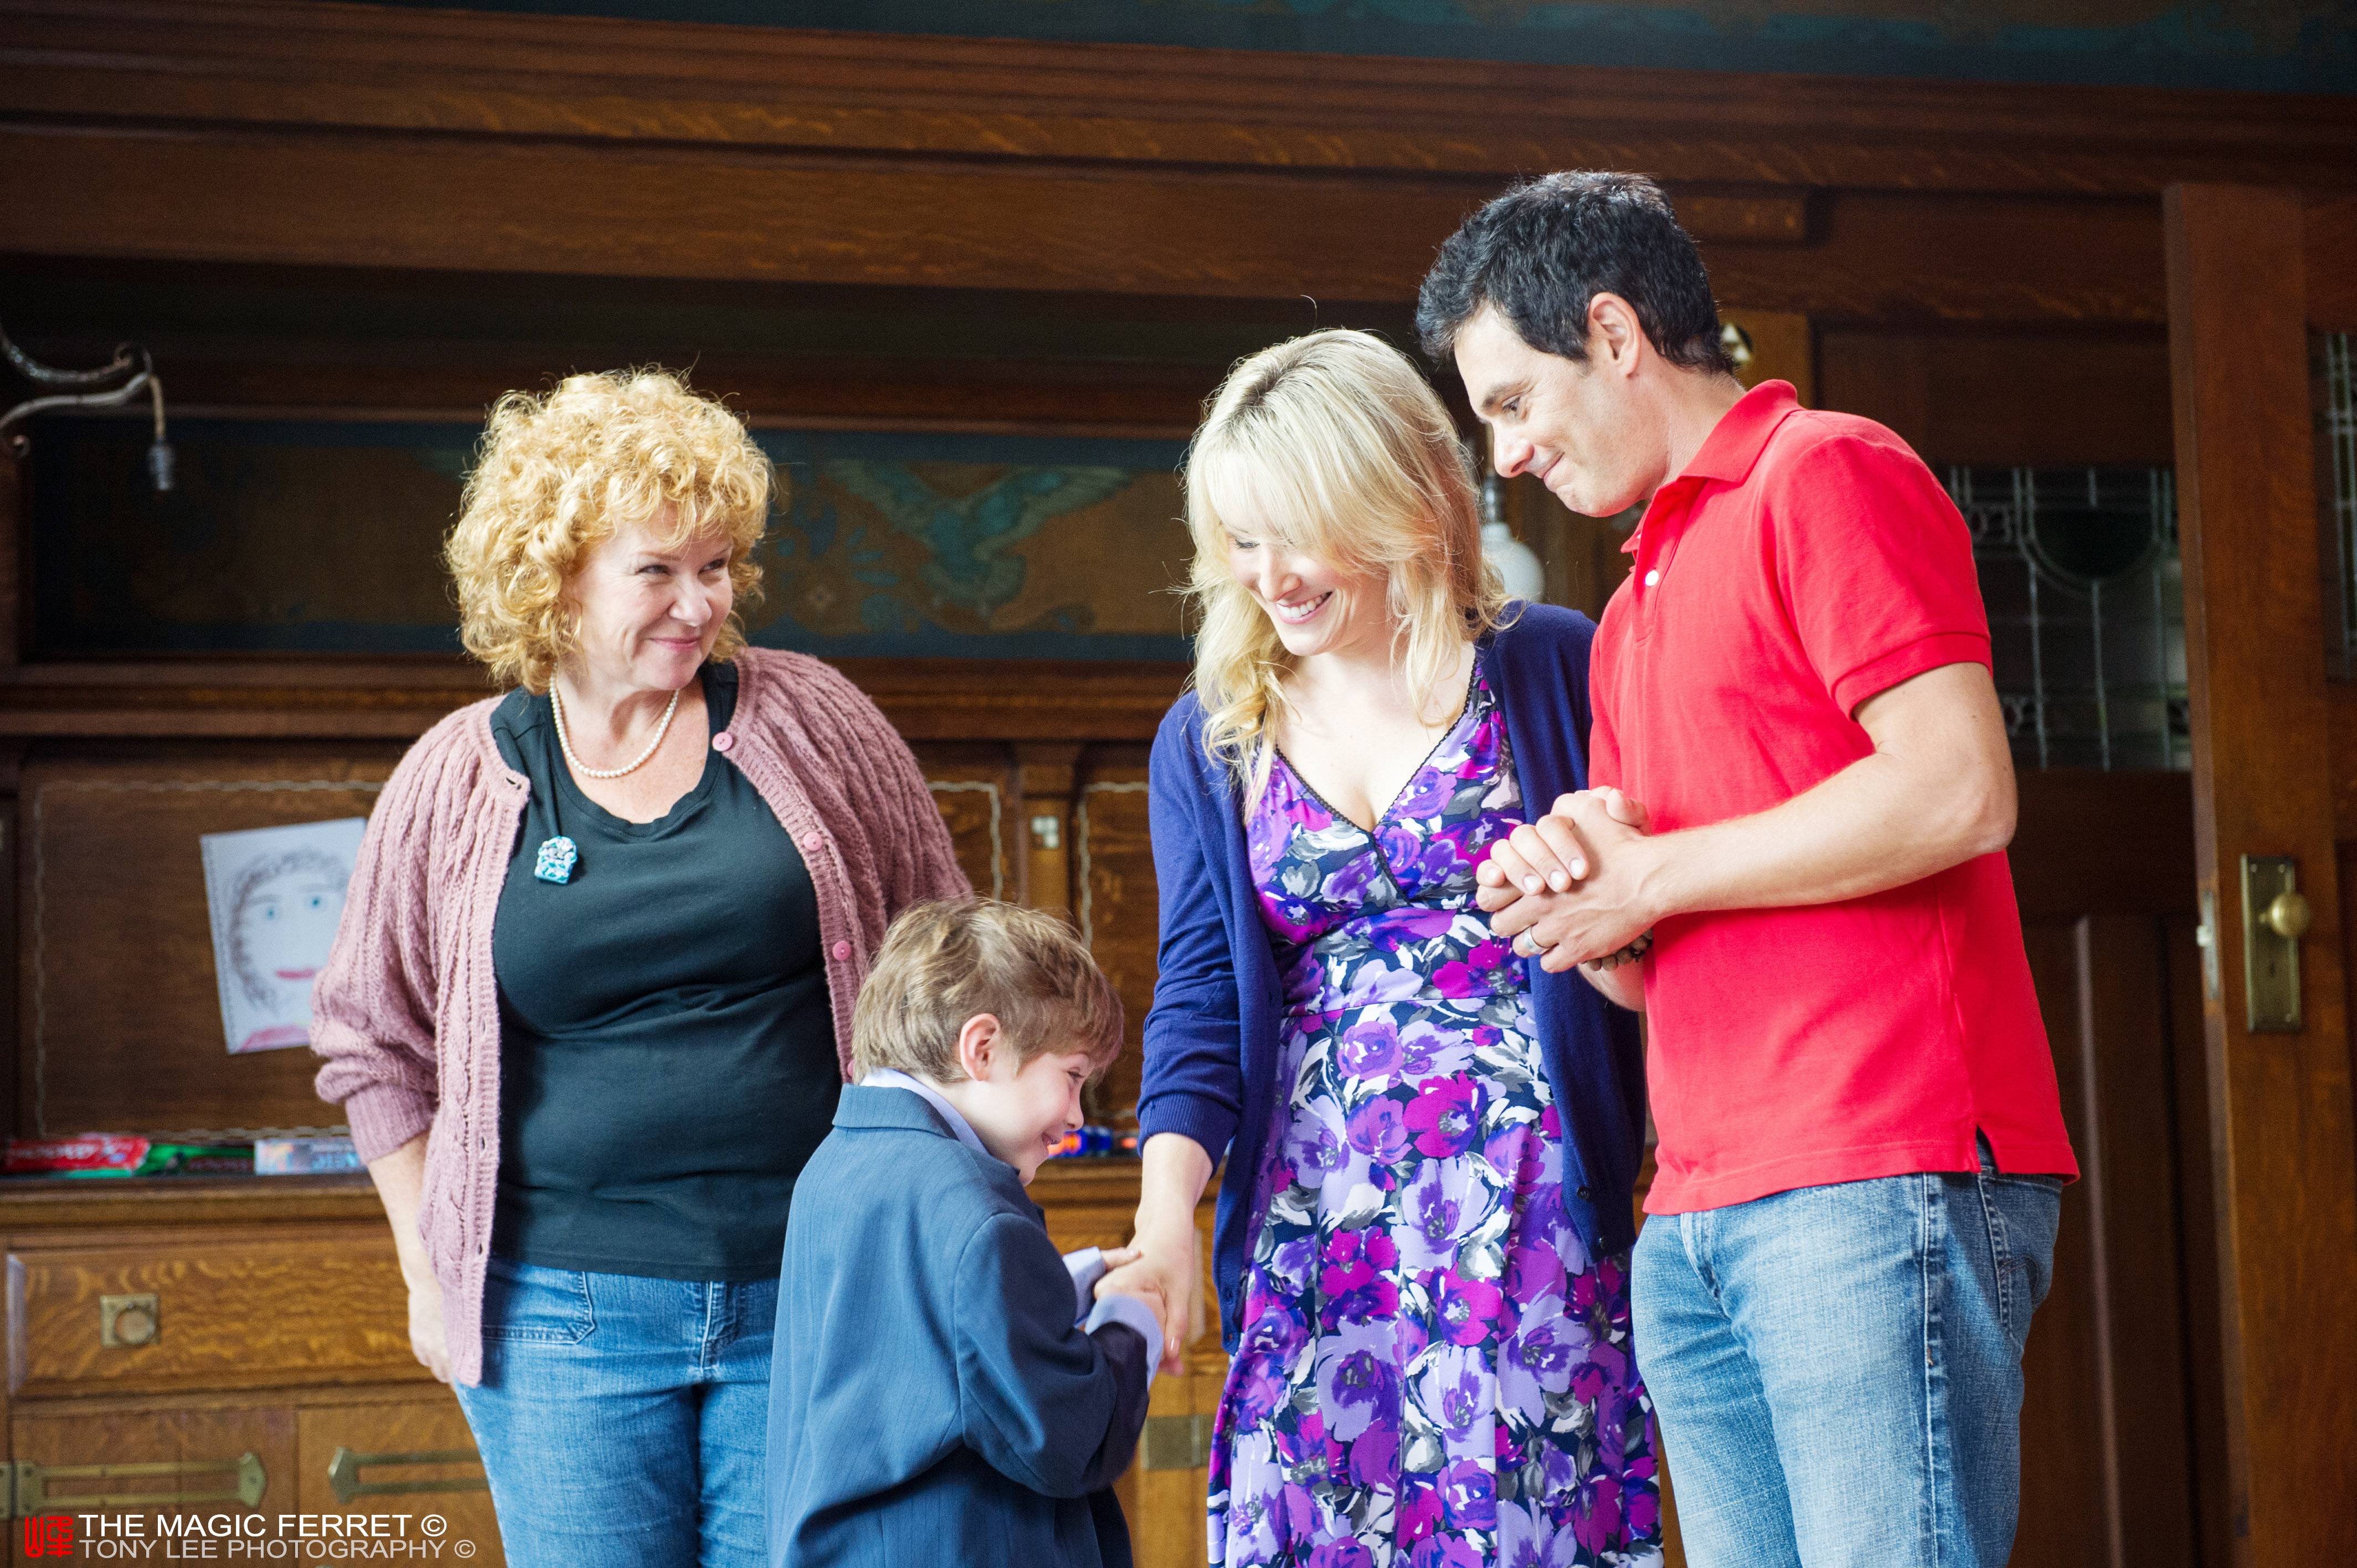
[24, 1514, 74, 1557]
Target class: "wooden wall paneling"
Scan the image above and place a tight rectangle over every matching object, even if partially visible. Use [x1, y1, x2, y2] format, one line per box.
[1815, 331, 2176, 467]
[2166, 182, 2357, 1566]
[1075, 748, 1152, 1122]
[2015, 919, 2122, 1568]
[295, 1392, 504, 1563]
[2073, 915, 2199, 1568]
[911, 742, 1016, 902]
[0, 661, 1188, 747]
[2307, 195, 2357, 333]
[3, 128, 2178, 323]
[1717, 307, 1814, 406]
[0, 129, 1494, 304]
[2001, 771, 2209, 1565]
[2009, 772, 2196, 924]
[14, 748, 399, 1137]
[0, 662, 491, 743]
[1013, 743, 1083, 919]
[1704, 193, 2165, 327]
[2163, 911, 2232, 1568]
[8, 2, 2355, 196]
[837, 661, 1185, 749]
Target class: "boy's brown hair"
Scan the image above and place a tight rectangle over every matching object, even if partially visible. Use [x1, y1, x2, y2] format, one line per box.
[852, 899, 1124, 1083]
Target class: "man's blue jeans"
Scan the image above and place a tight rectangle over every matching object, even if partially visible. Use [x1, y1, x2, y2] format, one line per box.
[1630, 1148, 2062, 1568]
[452, 1257, 775, 1568]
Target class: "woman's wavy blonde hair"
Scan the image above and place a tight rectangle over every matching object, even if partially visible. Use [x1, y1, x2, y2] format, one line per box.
[1185, 329, 1505, 800]
[446, 368, 773, 692]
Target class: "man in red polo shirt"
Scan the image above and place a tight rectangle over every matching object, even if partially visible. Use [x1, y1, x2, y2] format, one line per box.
[1419, 172, 2076, 1568]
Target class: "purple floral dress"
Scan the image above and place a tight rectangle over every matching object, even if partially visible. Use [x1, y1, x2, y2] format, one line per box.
[1208, 670, 1661, 1568]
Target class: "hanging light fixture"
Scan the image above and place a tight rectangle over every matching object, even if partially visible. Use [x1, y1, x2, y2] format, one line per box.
[0, 319, 173, 491]
[1478, 441, 1545, 604]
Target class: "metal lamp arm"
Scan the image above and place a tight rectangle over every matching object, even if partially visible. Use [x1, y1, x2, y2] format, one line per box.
[0, 319, 172, 487]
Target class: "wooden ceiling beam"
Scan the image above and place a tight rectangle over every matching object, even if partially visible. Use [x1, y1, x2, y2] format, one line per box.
[2, 126, 2168, 319]
[5, 0, 2352, 195]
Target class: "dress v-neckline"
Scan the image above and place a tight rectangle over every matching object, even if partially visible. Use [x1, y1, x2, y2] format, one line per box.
[1272, 669, 1479, 838]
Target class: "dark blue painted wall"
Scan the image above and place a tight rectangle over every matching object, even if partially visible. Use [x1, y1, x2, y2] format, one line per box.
[374, 1, 2354, 95]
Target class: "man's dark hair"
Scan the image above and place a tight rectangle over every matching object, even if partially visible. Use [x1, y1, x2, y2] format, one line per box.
[1417, 171, 1736, 376]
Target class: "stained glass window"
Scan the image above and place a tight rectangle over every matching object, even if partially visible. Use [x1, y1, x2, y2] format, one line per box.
[1953, 466, 2186, 772]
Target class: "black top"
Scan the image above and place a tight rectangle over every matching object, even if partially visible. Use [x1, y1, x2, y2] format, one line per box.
[488, 663, 838, 1281]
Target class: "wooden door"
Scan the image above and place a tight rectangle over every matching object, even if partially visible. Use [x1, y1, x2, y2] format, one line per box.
[2004, 775, 2222, 1568]
[2164, 184, 2357, 1568]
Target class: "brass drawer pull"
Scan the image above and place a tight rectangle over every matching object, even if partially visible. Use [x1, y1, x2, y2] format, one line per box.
[1137, 1412, 1214, 1472]
[99, 1293, 159, 1348]
[327, 1448, 489, 1505]
[9, 1452, 264, 1517]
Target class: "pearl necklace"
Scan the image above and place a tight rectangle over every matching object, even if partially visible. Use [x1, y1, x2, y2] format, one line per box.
[550, 683, 681, 780]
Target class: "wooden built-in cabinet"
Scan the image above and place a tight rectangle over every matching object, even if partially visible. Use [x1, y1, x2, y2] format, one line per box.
[0, 1180, 501, 1564]
[0, 1162, 1223, 1567]
[0, 661, 1212, 1562]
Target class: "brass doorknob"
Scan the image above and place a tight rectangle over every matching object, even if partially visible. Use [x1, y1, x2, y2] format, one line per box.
[2264, 891, 2313, 940]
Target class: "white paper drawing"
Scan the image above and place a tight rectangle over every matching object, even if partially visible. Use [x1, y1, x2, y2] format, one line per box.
[200, 818, 367, 1054]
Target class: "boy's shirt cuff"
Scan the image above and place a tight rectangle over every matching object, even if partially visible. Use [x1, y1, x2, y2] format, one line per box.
[1062, 1246, 1108, 1321]
[1084, 1293, 1163, 1384]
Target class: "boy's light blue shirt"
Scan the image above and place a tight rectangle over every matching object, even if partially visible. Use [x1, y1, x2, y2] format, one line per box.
[859, 1069, 1162, 1374]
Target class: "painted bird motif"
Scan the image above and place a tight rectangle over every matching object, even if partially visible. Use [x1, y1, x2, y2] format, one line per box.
[821, 462, 1133, 620]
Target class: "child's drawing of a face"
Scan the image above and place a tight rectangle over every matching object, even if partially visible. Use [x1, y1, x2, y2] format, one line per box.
[228, 850, 349, 1051]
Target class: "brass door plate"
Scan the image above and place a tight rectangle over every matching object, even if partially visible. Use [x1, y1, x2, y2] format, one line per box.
[98, 1293, 158, 1348]
[2240, 854, 2303, 1034]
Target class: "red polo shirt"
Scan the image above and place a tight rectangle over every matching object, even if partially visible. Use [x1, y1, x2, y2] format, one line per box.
[1589, 381, 2077, 1214]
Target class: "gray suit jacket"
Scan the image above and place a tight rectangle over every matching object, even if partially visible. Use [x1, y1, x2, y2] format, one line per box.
[765, 1085, 1149, 1567]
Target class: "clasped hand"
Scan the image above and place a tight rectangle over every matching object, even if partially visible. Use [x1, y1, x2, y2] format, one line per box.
[1088, 1245, 1183, 1366]
[1475, 787, 1655, 973]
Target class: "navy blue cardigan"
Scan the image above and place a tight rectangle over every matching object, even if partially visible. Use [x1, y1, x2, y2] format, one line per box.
[1136, 604, 1649, 1351]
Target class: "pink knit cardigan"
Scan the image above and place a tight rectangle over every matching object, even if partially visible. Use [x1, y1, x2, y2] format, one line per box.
[311, 648, 970, 1386]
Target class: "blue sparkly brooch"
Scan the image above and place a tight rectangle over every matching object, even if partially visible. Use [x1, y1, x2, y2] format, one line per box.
[533, 835, 579, 884]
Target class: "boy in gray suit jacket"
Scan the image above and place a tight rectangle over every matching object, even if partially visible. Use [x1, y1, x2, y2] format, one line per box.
[766, 899, 1164, 1568]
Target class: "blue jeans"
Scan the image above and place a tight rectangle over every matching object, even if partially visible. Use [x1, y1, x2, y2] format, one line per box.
[453, 1258, 776, 1568]
[1631, 1148, 2061, 1568]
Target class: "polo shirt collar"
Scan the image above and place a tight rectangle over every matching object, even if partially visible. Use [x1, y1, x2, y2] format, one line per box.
[1685, 379, 1799, 484]
[1622, 379, 1802, 555]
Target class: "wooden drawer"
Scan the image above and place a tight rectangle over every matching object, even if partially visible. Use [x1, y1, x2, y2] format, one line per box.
[6, 1390, 505, 1567]
[11, 1395, 293, 1560]
[8, 1223, 425, 1397]
[298, 1393, 505, 1567]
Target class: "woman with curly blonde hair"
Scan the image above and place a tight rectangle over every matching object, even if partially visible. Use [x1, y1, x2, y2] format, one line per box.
[1101, 330, 1660, 1566]
[311, 369, 967, 1568]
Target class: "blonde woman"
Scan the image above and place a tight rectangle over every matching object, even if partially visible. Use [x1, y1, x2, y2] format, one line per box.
[1102, 331, 1660, 1566]
[310, 370, 966, 1568]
